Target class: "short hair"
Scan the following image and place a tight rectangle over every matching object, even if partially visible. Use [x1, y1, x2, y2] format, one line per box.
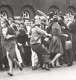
[48, 12, 54, 19]
[19, 28, 26, 35]
[3, 18, 10, 27]
[58, 19, 64, 26]
[53, 15, 58, 22]
[59, 15, 64, 21]
[53, 17, 58, 22]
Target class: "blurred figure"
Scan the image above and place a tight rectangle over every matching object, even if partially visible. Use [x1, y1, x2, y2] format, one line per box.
[49, 17, 68, 67]
[1, 18, 22, 76]
[30, 15, 52, 70]
[68, 13, 76, 66]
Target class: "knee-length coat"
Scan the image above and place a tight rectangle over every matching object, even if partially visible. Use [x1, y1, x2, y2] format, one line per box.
[2, 26, 16, 59]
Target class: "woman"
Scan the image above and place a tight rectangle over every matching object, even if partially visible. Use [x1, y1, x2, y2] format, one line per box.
[49, 17, 67, 67]
[1, 18, 22, 76]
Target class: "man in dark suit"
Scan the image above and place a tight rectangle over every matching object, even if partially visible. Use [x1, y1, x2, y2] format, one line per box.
[68, 13, 76, 66]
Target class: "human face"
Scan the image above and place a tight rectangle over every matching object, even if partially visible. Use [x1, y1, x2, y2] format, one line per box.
[35, 18, 41, 25]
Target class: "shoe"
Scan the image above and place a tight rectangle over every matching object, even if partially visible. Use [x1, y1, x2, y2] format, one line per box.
[7, 72, 13, 76]
[50, 61, 55, 68]
[56, 65, 61, 68]
[41, 66, 50, 71]
[45, 64, 50, 71]
[41, 64, 46, 70]
[41, 66, 45, 70]
[0, 68, 5, 71]
[18, 63, 23, 71]
[32, 66, 37, 70]
[67, 62, 73, 67]
[45, 67, 50, 71]
[19, 66, 22, 71]
[13, 59, 23, 71]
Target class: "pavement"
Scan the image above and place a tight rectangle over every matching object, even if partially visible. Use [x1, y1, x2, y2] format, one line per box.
[0, 62, 76, 80]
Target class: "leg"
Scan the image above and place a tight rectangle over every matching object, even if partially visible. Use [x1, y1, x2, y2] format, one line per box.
[13, 58, 22, 71]
[50, 53, 62, 67]
[2, 55, 9, 71]
[31, 44, 43, 68]
[7, 51, 13, 76]
[55, 59, 61, 67]
[15, 44, 23, 64]
[69, 49, 74, 66]
[62, 41, 69, 64]
[31, 49, 38, 69]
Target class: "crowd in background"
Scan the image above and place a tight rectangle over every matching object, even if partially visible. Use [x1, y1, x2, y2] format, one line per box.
[0, 10, 76, 76]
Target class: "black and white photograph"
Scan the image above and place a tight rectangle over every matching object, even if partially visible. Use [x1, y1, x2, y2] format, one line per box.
[0, 0, 76, 80]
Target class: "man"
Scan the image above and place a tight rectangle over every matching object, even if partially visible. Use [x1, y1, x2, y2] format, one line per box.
[68, 13, 76, 66]
[58, 17, 72, 66]
[30, 15, 52, 70]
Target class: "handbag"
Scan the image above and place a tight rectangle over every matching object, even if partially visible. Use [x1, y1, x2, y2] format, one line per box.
[65, 40, 72, 50]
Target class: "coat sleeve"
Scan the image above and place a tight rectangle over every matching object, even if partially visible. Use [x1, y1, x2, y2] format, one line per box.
[35, 26, 47, 36]
[7, 27, 16, 35]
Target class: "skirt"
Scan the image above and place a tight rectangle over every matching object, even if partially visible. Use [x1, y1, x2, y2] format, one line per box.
[5, 40, 16, 59]
[49, 36, 63, 54]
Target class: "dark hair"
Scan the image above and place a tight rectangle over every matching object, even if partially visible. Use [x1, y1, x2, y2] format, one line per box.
[4, 19, 10, 27]
[13, 25, 18, 31]
[59, 16, 64, 21]
[49, 12, 54, 19]
[20, 22, 24, 25]
[53, 17, 58, 22]
[58, 19, 64, 26]
[19, 28, 25, 35]
[31, 19, 35, 24]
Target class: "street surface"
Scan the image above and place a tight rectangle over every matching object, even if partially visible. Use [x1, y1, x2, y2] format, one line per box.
[0, 62, 76, 80]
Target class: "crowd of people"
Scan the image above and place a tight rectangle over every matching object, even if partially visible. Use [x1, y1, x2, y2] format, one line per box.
[0, 10, 76, 76]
